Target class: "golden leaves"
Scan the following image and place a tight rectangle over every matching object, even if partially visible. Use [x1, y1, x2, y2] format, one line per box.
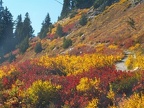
[35, 53, 122, 75]
[76, 77, 100, 92]
[119, 93, 144, 108]
[86, 98, 99, 108]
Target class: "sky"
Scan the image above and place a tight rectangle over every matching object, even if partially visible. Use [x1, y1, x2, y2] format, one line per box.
[3, 0, 63, 36]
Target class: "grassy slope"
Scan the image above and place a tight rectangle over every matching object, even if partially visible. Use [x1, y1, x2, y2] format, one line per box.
[5, 1, 144, 64]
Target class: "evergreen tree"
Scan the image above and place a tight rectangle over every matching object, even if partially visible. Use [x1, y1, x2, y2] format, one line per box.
[60, 0, 118, 19]
[63, 37, 72, 49]
[60, 0, 71, 18]
[60, 0, 95, 19]
[75, 0, 95, 9]
[34, 42, 42, 53]
[15, 14, 23, 44]
[94, 0, 119, 9]
[79, 14, 87, 26]
[19, 36, 29, 54]
[23, 12, 34, 38]
[0, 10, 4, 46]
[14, 13, 34, 54]
[0, 7, 14, 54]
[39, 13, 51, 39]
[15, 13, 34, 45]
[56, 24, 64, 37]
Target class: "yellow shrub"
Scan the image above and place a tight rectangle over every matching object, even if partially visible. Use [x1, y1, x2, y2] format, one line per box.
[108, 45, 118, 49]
[34, 53, 122, 75]
[86, 98, 99, 108]
[0, 65, 17, 78]
[26, 80, 61, 106]
[125, 55, 136, 70]
[135, 55, 144, 69]
[96, 44, 105, 52]
[0, 69, 5, 78]
[129, 43, 140, 51]
[107, 84, 115, 100]
[125, 54, 144, 70]
[119, 93, 144, 108]
[119, 0, 127, 4]
[76, 77, 100, 92]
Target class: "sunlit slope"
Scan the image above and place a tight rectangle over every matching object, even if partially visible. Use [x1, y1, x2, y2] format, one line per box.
[4, 0, 144, 63]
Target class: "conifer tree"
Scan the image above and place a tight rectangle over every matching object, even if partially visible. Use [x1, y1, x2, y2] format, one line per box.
[39, 13, 51, 39]
[15, 14, 23, 44]
[15, 13, 34, 54]
[34, 42, 42, 53]
[60, 0, 71, 18]
[60, 0, 95, 19]
[56, 24, 64, 37]
[63, 37, 72, 49]
[0, 7, 14, 54]
[23, 12, 34, 38]
[19, 36, 29, 54]
[94, 0, 118, 9]
[79, 14, 87, 26]
[75, 0, 95, 9]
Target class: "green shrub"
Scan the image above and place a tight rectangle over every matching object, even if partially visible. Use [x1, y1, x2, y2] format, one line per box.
[79, 14, 87, 26]
[19, 37, 29, 54]
[34, 42, 43, 53]
[70, 11, 78, 19]
[112, 76, 138, 95]
[26, 80, 61, 108]
[56, 24, 64, 37]
[63, 37, 72, 49]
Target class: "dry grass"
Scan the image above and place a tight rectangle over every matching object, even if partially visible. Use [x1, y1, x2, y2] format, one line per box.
[8, 0, 144, 63]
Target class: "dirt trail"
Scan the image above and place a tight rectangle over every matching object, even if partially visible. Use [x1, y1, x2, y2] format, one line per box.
[116, 57, 128, 71]
[115, 51, 133, 71]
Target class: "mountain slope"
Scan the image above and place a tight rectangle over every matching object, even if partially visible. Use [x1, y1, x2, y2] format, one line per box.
[0, 1, 144, 108]
[69, 1, 144, 47]
[8, 0, 143, 63]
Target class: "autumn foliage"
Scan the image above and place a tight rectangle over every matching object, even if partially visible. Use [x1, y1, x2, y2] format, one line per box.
[0, 49, 143, 108]
[0, 1, 144, 107]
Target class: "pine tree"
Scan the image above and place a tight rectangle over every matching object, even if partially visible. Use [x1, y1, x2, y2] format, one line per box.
[60, 0, 95, 19]
[60, 0, 71, 18]
[0, 7, 14, 54]
[56, 24, 64, 37]
[63, 37, 72, 49]
[94, 0, 119, 9]
[34, 42, 42, 53]
[39, 13, 51, 39]
[23, 12, 34, 38]
[19, 36, 29, 54]
[15, 14, 23, 44]
[75, 0, 95, 9]
[15, 13, 34, 54]
[15, 13, 34, 45]
[79, 14, 87, 26]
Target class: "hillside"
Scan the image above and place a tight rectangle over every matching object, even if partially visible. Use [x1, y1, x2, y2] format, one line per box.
[0, 0, 144, 108]
[10, 0, 143, 63]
